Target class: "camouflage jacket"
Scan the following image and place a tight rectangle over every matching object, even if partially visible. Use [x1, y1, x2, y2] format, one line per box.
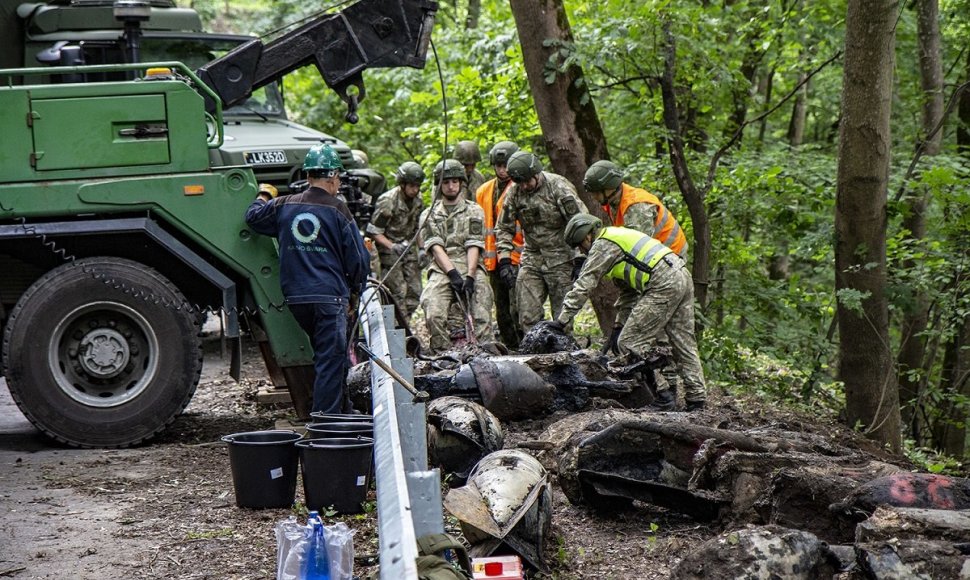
[366, 186, 424, 257]
[466, 169, 487, 200]
[420, 198, 486, 275]
[495, 171, 585, 268]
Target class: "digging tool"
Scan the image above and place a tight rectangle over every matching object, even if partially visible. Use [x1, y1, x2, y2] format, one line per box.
[357, 343, 430, 402]
[456, 290, 477, 345]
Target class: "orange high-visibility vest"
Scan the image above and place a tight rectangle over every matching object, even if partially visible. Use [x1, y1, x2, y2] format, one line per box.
[476, 178, 524, 271]
[603, 183, 688, 257]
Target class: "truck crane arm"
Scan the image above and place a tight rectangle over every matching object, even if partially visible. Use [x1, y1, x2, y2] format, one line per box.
[196, 0, 437, 123]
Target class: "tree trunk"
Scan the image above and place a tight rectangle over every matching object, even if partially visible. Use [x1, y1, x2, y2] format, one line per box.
[757, 68, 775, 144]
[958, 40, 970, 152]
[835, 0, 901, 451]
[787, 73, 808, 147]
[933, 297, 970, 457]
[509, 0, 616, 334]
[898, 0, 945, 442]
[659, 19, 712, 316]
[916, 0, 944, 157]
[466, 0, 481, 29]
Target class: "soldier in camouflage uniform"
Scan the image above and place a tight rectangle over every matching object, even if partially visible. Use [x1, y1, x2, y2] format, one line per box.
[551, 214, 706, 411]
[454, 140, 487, 199]
[366, 161, 426, 319]
[419, 159, 494, 352]
[495, 151, 586, 333]
[583, 160, 688, 258]
[584, 160, 691, 391]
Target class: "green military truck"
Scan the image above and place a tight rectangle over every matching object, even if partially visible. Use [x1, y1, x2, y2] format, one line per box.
[0, 0, 436, 447]
[0, 0, 387, 194]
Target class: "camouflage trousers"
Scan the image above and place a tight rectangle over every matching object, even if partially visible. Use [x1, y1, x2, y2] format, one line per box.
[515, 259, 573, 334]
[617, 260, 707, 403]
[421, 269, 494, 353]
[380, 254, 421, 320]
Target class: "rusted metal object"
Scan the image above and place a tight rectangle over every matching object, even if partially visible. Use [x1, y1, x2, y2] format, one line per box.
[443, 449, 552, 572]
[426, 397, 504, 486]
[348, 351, 664, 419]
[454, 359, 556, 421]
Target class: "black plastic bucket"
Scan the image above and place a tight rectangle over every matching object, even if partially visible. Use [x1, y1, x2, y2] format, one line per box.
[305, 421, 374, 440]
[222, 430, 302, 509]
[308, 412, 373, 424]
[297, 437, 374, 514]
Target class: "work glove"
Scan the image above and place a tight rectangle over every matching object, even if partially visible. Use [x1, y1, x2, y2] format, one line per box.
[571, 256, 586, 282]
[447, 269, 464, 297]
[258, 183, 278, 199]
[391, 241, 409, 256]
[498, 258, 517, 289]
[602, 324, 622, 355]
[418, 248, 430, 268]
[462, 275, 475, 297]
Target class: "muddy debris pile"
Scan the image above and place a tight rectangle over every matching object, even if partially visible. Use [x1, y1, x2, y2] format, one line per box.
[530, 410, 970, 578]
[350, 332, 970, 576]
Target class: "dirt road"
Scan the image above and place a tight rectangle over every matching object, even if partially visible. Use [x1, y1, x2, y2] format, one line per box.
[0, 337, 296, 579]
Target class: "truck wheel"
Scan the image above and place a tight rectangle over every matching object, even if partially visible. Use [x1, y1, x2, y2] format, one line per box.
[1, 257, 203, 448]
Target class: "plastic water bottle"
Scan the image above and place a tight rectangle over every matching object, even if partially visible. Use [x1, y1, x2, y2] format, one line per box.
[303, 511, 331, 580]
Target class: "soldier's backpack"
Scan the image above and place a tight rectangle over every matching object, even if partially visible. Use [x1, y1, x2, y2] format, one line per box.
[415, 533, 473, 580]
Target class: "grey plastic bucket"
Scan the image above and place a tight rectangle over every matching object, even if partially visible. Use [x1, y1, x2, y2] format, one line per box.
[297, 437, 374, 514]
[222, 430, 302, 509]
[305, 421, 374, 440]
[308, 412, 373, 424]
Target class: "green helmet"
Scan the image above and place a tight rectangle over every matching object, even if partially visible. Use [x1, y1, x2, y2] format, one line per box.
[394, 161, 425, 185]
[303, 143, 344, 172]
[564, 213, 602, 247]
[488, 141, 519, 166]
[583, 160, 624, 192]
[453, 140, 482, 164]
[433, 159, 467, 184]
[506, 151, 543, 183]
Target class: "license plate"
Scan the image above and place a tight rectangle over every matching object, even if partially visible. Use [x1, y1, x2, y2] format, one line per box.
[244, 150, 288, 165]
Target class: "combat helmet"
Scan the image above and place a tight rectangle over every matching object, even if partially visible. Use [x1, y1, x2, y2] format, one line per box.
[453, 140, 482, 164]
[488, 141, 519, 166]
[583, 160, 624, 192]
[394, 161, 425, 185]
[506, 151, 543, 183]
[564, 213, 602, 247]
[433, 158, 467, 184]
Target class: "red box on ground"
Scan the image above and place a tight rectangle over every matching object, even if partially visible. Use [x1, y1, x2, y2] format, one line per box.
[471, 555, 524, 579]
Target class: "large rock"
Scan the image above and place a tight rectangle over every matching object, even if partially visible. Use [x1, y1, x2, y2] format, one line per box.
[672, 525, 841, 579]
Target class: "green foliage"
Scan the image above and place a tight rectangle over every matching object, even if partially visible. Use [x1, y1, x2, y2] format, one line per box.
[903, 441, 966, 476]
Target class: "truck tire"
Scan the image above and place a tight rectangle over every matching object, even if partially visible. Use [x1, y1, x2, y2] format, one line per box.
[1, 257, 203, 448]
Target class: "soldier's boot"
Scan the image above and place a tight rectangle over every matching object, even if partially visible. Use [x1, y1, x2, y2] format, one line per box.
[647, 387, 676, 411]
[684, 399, 706, 412]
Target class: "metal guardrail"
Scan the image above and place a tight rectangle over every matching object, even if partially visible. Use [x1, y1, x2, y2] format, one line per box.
[358, 287, 443, 579]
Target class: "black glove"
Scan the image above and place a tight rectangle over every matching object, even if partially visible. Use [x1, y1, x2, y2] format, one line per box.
[571, 256, 586, 282]
[498, 258, 517, 289]
[462, 275, 475, 297]
[391, 241, 409, 256]
[602, 324, 622, 355]
[547, 320, 565, 332]
[447, 269, 464, 296]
